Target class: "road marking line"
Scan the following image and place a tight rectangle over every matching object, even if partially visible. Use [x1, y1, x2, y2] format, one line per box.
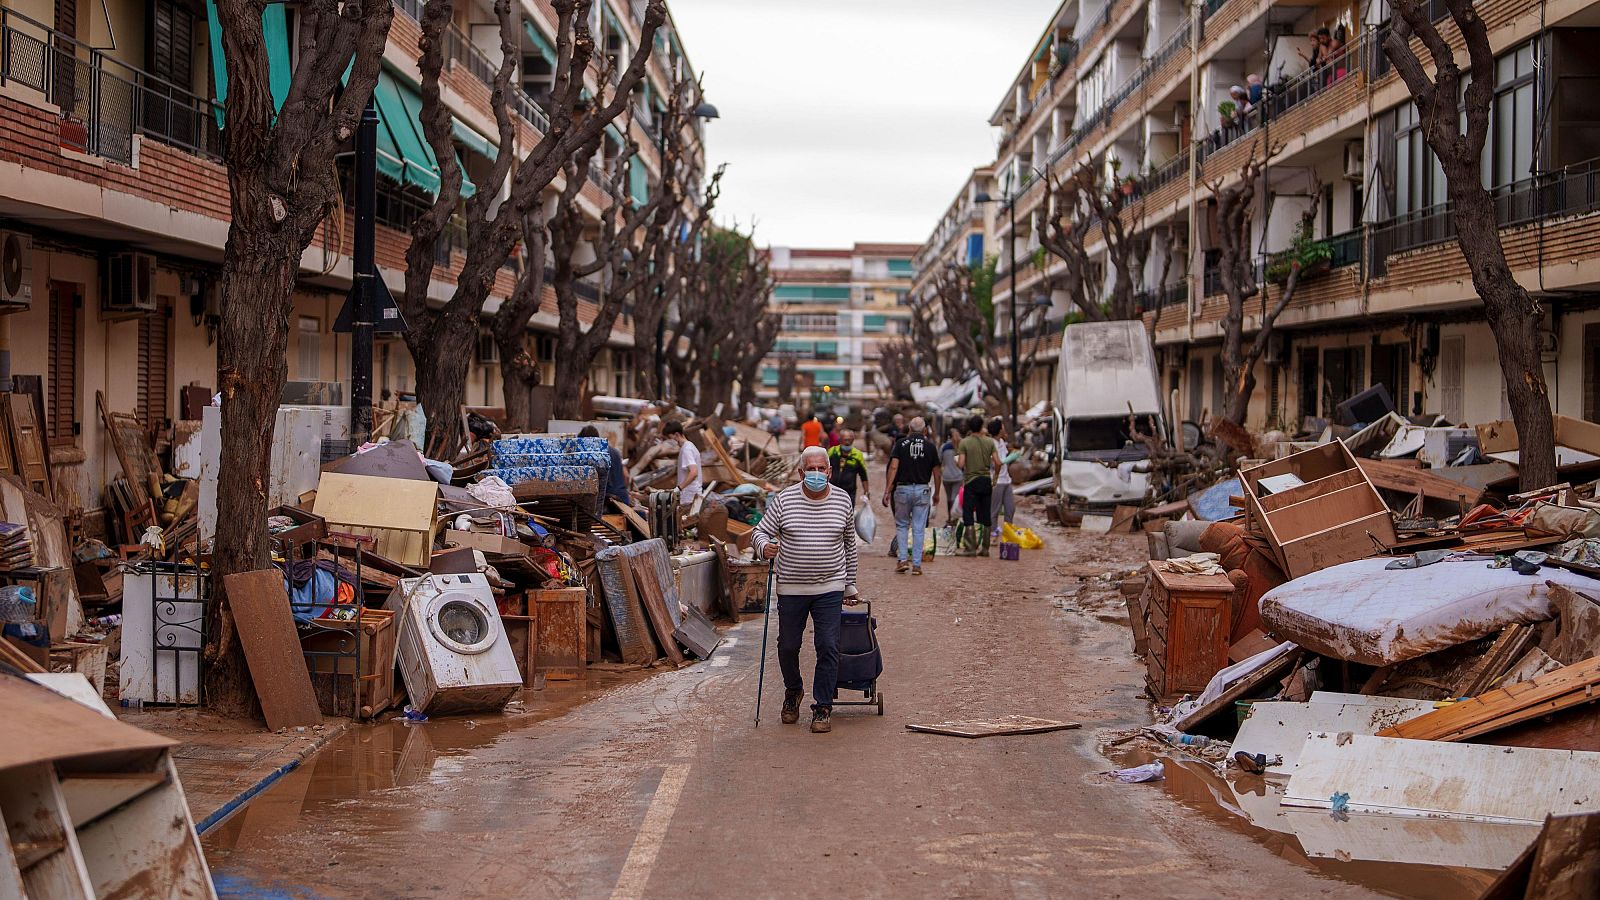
[609, 762, 692, 900]
[709, 656, 731, 667]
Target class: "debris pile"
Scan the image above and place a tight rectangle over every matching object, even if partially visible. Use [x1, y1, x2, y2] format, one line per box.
[1113, 408, 1600, 880]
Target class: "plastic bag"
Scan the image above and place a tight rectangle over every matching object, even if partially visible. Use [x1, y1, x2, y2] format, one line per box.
[1001, 523, 1045, 551]
[855, 506, 876, 544]
[1106, 762, 1164, 783]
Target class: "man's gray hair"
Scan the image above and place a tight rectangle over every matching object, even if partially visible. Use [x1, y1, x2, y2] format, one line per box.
[908, 416, 926, 434]
[800, 445, 830, 467]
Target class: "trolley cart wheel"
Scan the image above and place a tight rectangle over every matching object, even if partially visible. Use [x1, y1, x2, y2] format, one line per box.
[876, 691, 885, 716]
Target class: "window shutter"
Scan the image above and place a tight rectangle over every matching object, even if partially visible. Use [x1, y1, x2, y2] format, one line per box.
[47, 283, 79, 446]
[138, 305, 171, 427]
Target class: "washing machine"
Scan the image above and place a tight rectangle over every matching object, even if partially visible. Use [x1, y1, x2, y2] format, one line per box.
[390, 573, 522, 715]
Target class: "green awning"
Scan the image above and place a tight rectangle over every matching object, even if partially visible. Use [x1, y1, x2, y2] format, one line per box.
[628, 158, 648, 206]
[523, 20, 557, 65]
[451, 117, 496, 161]
[204, 0, 291, 125]
[371, 71, 476, 198]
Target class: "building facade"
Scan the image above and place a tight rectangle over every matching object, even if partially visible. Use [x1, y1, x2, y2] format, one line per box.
[759, 243, 919, 405]
[918, 0, 1600, 433]
[0, 0, 703, 522]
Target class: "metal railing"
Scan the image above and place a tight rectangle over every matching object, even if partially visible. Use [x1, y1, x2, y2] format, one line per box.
[1132, 147, 1191, 199]
[0, 6, 222, 164]
[1137, 281, 1189, 309]
[1369, 157, 1600, 277]
[1198, 32, 1367, 165]
[438, 22, 553, 133]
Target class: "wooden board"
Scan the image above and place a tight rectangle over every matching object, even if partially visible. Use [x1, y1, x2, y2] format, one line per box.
[222, 570, 323, 731]
[1232, 695, 1437, 776]
[1284, 733, 1600, 823]
[1356, 457, 1483, 507]
[625, 553, 684, 665]
[904, 715, 1080, 738]
[1479, 810, 1600, 900]
[1170, 646, 1303, 732]
[313, 473, 438, 567]
[1377, 655, 1600, 743]
[6, 395, 49, 500]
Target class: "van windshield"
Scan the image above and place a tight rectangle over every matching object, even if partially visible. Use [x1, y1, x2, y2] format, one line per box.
[1063, 415, 1157, 462]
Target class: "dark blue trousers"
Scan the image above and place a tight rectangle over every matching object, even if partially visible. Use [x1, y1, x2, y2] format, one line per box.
[776, 590, 843, 711]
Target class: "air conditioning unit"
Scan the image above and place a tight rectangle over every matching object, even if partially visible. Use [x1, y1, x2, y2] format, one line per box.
[476, 331, 500, 365]
[105, 252, 157, 315]
[1342, 141, 1364, 182]
[0, 231, 33, 309]
[1263, 330, 1288, 365]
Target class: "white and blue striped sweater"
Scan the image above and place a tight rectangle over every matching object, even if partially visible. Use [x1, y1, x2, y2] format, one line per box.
[751, 484, 859, 597]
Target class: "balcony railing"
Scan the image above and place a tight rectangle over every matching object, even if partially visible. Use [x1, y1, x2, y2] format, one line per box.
[1137, 282, 1189, 310]
[1369, 157, 1600, 277]
[1131, 146, 1191, 199]
[1198, 32, 1368, 165]
[0, 6, 222, 164]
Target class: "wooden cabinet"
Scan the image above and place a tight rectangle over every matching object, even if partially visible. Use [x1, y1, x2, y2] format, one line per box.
[1145, 565, 1234, 700]
[1239, 440, 1395, 579]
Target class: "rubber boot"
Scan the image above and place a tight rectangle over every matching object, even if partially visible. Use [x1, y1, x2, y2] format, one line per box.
[979, 528, 992, 557]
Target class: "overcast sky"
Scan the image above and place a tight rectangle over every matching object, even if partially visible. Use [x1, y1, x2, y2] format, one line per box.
[668, 1, 1054, 250]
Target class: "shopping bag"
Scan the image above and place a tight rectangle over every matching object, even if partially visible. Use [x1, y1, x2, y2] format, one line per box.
[855, 505, 877, 544]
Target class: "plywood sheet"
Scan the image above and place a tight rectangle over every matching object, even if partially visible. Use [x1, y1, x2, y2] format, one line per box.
[904, 715, 1080, 738]
[1283, 733, 1600, 823]
[222, 570, 322, 731]
[6, 394, 46, 498]
[0, 677, 173, 770]
[1232, 695, 1437, 776]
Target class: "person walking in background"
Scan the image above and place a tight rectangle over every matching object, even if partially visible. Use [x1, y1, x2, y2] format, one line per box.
[753, 446, 861, 734]
[883, 417, 938, 575]
[800, 413, 824, 449]
[826, 418, 842, 449]
[939, 424, 964, 524]
[987, 417, 1017, 536]
[956, 414, 1000, 556]
[827, 430, 871, 505]
[580, 426, 629, 509]
[662, 421, 701, 508]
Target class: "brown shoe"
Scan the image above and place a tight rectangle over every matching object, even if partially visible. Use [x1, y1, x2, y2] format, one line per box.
[810, 707, 833, 733]
[895, 560, 910, 574]
[781, 690, 802, 725]
[911, 565, 923, 576]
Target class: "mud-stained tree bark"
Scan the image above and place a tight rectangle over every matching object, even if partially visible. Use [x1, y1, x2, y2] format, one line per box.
[491, 207, 550, 431]
[1210, 152, 1319, 427]
[402, 0, 667, 456]
[208, 0, 393, 713]
[775, 357, 798, 405]
[1384, 0, 1556, 490]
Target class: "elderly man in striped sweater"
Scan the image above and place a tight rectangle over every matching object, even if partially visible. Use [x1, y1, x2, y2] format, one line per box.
[753, 445, 862, 733]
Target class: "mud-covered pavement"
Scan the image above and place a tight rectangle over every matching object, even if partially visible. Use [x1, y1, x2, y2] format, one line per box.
[204, 503, 1403, 898]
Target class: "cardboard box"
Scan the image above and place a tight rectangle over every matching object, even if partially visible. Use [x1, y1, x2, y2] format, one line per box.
[441, 529, 530, 558]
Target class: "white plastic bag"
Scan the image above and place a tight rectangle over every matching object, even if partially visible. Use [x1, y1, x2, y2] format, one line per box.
[855, 506, 876, 544]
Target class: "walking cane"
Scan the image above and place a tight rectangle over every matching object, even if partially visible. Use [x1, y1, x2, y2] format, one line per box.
[753, 561, 776, 727]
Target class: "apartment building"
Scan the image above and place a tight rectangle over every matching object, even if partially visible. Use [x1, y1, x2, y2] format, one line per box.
[759, 243, 919, 403]
[0, 0, 704, 520]
[919, 0, 1600, 432]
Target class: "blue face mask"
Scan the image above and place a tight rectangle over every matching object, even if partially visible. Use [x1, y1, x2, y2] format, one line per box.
[803, 471, 829, 491]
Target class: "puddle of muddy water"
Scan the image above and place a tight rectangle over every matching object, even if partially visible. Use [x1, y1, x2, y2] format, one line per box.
[1107, 746, 1522, 898]
[202, 668, 654, 860]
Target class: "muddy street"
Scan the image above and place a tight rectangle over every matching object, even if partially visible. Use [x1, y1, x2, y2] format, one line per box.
[205, 506, 1405, 899]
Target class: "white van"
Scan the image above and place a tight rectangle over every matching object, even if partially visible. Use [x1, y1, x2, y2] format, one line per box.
[1053, 321, 1165, 508]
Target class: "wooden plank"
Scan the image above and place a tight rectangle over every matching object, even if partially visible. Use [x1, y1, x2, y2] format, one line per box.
[532, 587, 586, 679]
[1171, 646, 1302, 732]
[1454, 624, 1535, 697]
[1233, 695, 1437, 776]
[1284, 733, 1600, 823]
[6, 395, 49, 499]
[57, 773, 166, 827]
[625, 553, 684, 665]
[1479, 811, 1600, 900]
[1356, 457, 1482, 506]
[1378, 656, 1600, 743]
[222, 570, 323, 731]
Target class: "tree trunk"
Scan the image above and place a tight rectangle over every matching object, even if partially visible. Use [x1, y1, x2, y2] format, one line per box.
[498, 351, 539, 431]
[1452, 189, 1557, 490]
[208, 204, 298, 716]
[407, 303, 478, 458]
[552, 352, 586, 419]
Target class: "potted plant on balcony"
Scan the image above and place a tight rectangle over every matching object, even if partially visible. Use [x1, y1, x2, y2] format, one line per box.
[1265, 227, 1333, 285]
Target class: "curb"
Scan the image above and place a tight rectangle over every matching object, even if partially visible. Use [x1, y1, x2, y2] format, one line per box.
[195, 721, 349, 835]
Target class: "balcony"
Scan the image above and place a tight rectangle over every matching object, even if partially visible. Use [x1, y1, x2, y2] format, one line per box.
[1370, 157, 1600, 277]
[1198, 31, 1369, 167]
[0, 7, 221, 164]
[1136, 282, 1190, 310]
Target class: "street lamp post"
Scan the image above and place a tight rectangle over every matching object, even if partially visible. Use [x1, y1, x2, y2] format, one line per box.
[974, 184, 1021, 433]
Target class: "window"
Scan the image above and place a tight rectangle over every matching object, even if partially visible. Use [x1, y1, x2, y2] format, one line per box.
[862, 314, 887, 333]
[1371, 343, 1411, 416]
[887, 259, 913, 277]
[1298, 348, 1319, 424]
[1393, 103, 1447, 215]
[138, 303, 171, 427]
[1321, 346, 1366, 415]
[47, 282, 80, 446]
[297, 316, 322, 381]
[1490, 42, 1537, 189]
[772, 286, 851, 303]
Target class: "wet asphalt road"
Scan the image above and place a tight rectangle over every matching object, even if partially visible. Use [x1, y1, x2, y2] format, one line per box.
[202, 505, 1391, 899]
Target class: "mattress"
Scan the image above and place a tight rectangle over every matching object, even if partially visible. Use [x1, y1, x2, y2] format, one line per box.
[1258, 556, 1588, 665]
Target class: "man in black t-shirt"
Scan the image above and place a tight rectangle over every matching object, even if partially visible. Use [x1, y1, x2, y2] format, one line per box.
[881, 417, 939, 574]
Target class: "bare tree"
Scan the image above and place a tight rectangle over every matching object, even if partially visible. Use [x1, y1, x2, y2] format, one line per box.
[933, 259, 1046, 413]
[489, 207, 551, 429]
[775, 356, 798, 404]
[207, 0, 393, 712]
[1383, 0, 1556, 489]
[663, 226, 775, 411]
[628, 166, 722, 401]
[876, 293, 953, 398]
[403, 0, 666, 456]
[1209, 151, 1320, 426]
[1039, 160, 1149, 320]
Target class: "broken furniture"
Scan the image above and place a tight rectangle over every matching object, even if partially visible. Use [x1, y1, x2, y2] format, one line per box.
[119, 563, 209, 706]
[1239, 440, 1396, 579]
[312, 472, 440, 567]
[0, 673, 216, 899]
[300, 606, 398, 719]
[531, 587, 585, 681]
[1144, 563, 1234, 699]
